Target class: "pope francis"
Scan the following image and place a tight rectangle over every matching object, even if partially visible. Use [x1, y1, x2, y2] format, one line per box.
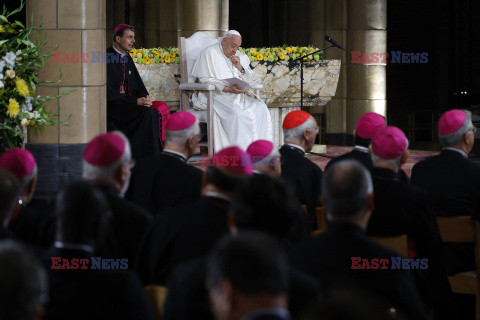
[191, 30, 273, 151]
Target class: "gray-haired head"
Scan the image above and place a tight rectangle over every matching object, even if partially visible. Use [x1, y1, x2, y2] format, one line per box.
[322, 159, 373, 219]
[0, 241, 48, 320]
[165, 118, 201, 146]
[82, 131, 132, 182]
[439, 110, 473, 147]
[283, 117, 316, 145]
[223, 30, 242, 39]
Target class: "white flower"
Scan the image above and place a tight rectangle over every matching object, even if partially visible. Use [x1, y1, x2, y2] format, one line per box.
[24, 96, 33, 112]
[0, 81, 3, 89]
[5, 69, 15, 78]
[21, 118, 29, 126]
[33, 111, 40, 118]
[0, 61, 5, 73]
[4, 52, 17, 68]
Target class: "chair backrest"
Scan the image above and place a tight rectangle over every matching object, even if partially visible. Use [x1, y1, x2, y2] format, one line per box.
[179, 32, 221, 84]
[437, 216, 475, 243]
[370, 234, 409, 258]
[145, 285, 168, 319]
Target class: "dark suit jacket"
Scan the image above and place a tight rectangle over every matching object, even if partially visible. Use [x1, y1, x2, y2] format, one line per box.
[136, 196, 231, 285]
[126, 151, 203, 214]
[97, 185, 152, 264]
[280, 145, 322, 222]
[291, 221, 427, 320]
[43, 247, 154, 320]
[8, 205, 55, 248]
[325, 148, 410, 183]
[164, 257, 319, 320]
[411, 149, 480, 219]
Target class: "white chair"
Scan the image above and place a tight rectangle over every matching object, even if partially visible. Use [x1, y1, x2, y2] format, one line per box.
[178, 32, 263, 155]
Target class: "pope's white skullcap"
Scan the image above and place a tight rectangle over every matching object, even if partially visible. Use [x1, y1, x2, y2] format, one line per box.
[223, 30, 242, 38]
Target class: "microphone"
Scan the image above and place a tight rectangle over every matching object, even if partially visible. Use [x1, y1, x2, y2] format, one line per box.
[324, 35, 345, 50]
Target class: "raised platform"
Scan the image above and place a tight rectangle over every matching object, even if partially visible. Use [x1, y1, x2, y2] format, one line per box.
[189, 145, 439, 176]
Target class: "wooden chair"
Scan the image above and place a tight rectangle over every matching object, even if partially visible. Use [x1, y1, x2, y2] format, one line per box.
[436, 216, 480, 320]
[145, 285, 168, 319]
[370, 234, 409, 258]
[301, 205, 328, 237]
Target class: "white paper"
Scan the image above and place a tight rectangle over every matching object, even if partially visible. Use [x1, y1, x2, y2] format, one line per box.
[221, 77, 252, 90]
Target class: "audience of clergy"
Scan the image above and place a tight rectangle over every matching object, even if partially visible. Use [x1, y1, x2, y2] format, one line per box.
[136, 146, 253, 285]
[127, 111, 203, 213]
[191, 30, 273, 151]
[246, 139, 282, 177]
[82, 131, 151, 263]
[0, 241, 47, 320]
[43, 181, 154, 320]
[366, 126, 452, 318]
[0, 167, 20, 240]
[291, 159, 427, 320]
[163, 174, 319, 320]
[107, 24, 162, 159]
[206, 233, 291, 320]
[280, 110, 323, 227]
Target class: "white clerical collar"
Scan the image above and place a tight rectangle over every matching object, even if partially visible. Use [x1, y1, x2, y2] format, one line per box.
[54, 241, 95, 254]
[442, 147, 468, 159]
[285, 143, 305, 153]
[163, 149, 187, 160]
[354, 145, 369, 153]
[112, 44, 127, 57]
[205, 191, 232, 202]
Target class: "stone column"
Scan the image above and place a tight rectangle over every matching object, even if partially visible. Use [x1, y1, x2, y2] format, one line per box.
[309, 0, 386, 145]
[176, 0, 229, 39]
[26, 0, 106, 199]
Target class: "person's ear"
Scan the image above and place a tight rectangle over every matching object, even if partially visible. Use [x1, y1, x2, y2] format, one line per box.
[303, 129, 310, 142]
[187, 134, 198, 151]
[365, 193, 375, 212]
[26, 176, 37, 198]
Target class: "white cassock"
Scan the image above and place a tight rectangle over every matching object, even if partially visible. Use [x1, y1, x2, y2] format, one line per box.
[190, 42, 273, 151]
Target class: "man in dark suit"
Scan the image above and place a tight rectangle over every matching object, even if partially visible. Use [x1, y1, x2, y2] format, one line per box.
[291, 159, 427, 320]
[163, 174, 320, 320]
[136, 146, 253, 285]
[127, 111, 203, 214]
[279, 110, 323, 226]
[367, 126, 452, 318]
[82, 131, 152, 264]
[0, 167, 21, 240]
[207, 233, 291, 320]
[43, 181, 154, 320]
[411, 109, 480, 275]
[107, 24, 161, 159]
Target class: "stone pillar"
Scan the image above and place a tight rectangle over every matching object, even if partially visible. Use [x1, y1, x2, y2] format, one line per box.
[26, 0, 106, 199]
[309, 0, 386, 145]
[176, 0, 229, 39]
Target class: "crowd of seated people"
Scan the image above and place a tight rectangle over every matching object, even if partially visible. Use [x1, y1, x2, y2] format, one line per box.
[0, 108, 479, 320]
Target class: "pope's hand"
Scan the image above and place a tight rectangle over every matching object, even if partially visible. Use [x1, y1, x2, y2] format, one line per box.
[223, 85, 246, 94]
[230, 56, 243, 71]
[137, 96, 153, 106]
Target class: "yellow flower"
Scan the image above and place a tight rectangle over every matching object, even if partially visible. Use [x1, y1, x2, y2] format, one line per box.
[137, 52, 142, 58]
[29, 120, 35, 126]
[247, 52, 251, 57]
[133, 58, 137, 63]
[279, 53, 285, 60]
[160, 58, 165, 63]
[160, 52, 165, 58]
[0, 25, 4, 33]
[6, 69, 15, 78]
[7, 99, 20, 118]
[169, 51, 176, 58]
[275, 56, 278, 61]
[165, 56, 171, 63]
[257, 53, 263, 61]
[16, 78, 29, 97]
[286, 47, 292, 53]
[154, 52, 160, 57]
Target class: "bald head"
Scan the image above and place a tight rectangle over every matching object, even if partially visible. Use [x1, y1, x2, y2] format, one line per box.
[0, 167, 21, 226]
[322, 160, 373, 220]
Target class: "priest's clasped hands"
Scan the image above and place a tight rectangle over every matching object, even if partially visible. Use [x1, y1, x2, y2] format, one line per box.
[137, 95, 153, 106]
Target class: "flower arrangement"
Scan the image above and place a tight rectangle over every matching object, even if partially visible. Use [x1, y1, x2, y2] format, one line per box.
[131, 46, 324, 64]
[0, 1, 73, 151]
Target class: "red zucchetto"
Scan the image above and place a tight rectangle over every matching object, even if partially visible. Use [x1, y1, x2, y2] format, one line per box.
[283, 110, 311, 130]
[438, 109, 466, 135]
[211, 146, 253, 175]
[113, 24, 132, 35]
[166, 111, 196, 131]
[83, 133, 126, 167]
[0, 148, 36, 179]
[356, 112, 386, 139]
[372, 126, 408, 159]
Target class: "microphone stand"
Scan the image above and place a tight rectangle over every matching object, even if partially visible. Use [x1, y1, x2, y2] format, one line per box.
[291, 44, 335, 110]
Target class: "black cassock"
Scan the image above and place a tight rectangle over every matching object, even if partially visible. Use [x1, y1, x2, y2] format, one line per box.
[106, 46, 162, 159]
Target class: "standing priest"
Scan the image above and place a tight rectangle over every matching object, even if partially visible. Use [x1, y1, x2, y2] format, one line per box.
[107, 24, 162, 159]
[191, 30, 273, 151]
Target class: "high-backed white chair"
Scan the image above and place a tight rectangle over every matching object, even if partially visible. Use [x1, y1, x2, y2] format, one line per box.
[178, 32, 219, 156]
[178, 31, 263, 155]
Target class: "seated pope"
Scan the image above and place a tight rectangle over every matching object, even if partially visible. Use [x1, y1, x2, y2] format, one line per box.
[191, 30, 273, 151]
